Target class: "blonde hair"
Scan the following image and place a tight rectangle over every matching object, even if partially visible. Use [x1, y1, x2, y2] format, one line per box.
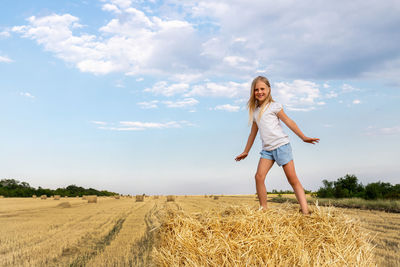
[247, 76, 274, 124]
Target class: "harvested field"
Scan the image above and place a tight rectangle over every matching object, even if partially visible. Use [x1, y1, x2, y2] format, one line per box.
[0, 195, 399, 266]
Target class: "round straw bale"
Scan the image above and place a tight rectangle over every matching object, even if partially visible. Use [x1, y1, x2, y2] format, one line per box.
[153, 204, 375, 266]
[213, 196, 219, 200]
[166, 195, 175, 202]
[136, 195, 144, 202]
[40, 195, 47, 200]
[32, 195, 37, 198]
[0, 195, 4, 198]
[82, 195, 87, 200]
[54, 195, 61, 200]
[57, 201, 71, 208]
[87, 195, 97, 203]
[114, 195, 120, 199]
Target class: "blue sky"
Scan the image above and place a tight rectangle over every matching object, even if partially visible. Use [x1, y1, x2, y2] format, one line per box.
[1, 0, 399, 195]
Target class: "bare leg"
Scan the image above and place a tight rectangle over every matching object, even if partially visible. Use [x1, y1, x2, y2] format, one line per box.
[255, 158, 275, 209]
[282, 160, 310, 214]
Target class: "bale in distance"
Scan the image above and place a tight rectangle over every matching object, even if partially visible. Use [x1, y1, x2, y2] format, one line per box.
[87, 195, 97, 203]
[114, 195, 120, 199]
[82, 195, 87, 200]
[40, 195, 47, 200]
[54, 195, 61, 200]
[213, 196, 219, 200]
[0, 195, 4, 199]
[32, 195, 37, 199]
[136, 195, 144, 202]
[166, 195, 175, 202]
[57, 201, 71, 208]
[153, 204, 375, 266]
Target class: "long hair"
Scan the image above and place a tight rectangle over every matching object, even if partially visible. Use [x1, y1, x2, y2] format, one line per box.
[247, 76, 274, 124]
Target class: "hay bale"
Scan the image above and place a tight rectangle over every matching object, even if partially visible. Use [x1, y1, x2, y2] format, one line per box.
[166, 195, 175, 202]
[87, 195, 97, 203]
[57, 202, 71, 208]
[82, 195, 87, 200]
[0, 195, 4, 198]
[114, 195, 120, 199]
[40, 195, 47, 200]
[153, 204, 375, 266]
[213, 196, 219, 200]
[136, 195, 144, 202]
[54, 195, 61, 200]
[32, 195, 37, 199]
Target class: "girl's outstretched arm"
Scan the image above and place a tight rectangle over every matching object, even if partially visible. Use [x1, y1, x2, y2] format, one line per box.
[235, 121, 258, 161]
[277, 109, 320, 144]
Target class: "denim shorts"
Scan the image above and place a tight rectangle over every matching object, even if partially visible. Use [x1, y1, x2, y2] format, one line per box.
[260, 143, 293, 166]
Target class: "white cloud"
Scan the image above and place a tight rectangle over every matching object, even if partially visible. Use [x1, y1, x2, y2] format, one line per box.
[365, 126, 400, 136]
[325, 91, 338, 98]
[352, 99, 361, 104]
[0, 55, 13, 63]
[114, 79, 125, 88]
[0, 30, 10, 38]
[144, 81, 190, 97]
[213, 104, 240, 112]
[91, 120, 107, 125]
[185, 81, 249, 98]
[342, 84, 360, 93]
[19, 92, 35, 98]
[137, 100, 159, 109]
[163, 98, 199, 108]
[273, 80, 321, 111]
[11, 0, 400, 87]
[94, 120, 194, 131]
[12, 5, 201, 76]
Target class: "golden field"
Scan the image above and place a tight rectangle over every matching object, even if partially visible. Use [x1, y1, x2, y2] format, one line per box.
[0, 195, 399, 266]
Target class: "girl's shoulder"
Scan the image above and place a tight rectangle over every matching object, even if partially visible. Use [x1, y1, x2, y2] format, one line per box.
[269, 101, 283, 114]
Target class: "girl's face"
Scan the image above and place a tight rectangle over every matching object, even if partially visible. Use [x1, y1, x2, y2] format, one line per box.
[254, 80, 270, 103]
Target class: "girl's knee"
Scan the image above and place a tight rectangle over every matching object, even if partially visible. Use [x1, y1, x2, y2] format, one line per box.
[255, 173, 265, 183]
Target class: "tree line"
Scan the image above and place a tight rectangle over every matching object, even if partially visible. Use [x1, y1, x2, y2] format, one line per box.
[0, 179, 117, 197]
[316, 174, 400, 200]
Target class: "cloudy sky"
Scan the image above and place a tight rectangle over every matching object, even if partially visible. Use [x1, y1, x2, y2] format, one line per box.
[1, 0, 399, 195]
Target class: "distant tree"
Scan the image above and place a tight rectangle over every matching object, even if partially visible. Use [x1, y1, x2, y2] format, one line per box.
[365, 182, 392, 200]
[333, 174, 364, 198]
[316, 179, 335, 198]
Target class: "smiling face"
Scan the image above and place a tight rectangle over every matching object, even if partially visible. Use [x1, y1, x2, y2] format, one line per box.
[254, 80, 270, 105]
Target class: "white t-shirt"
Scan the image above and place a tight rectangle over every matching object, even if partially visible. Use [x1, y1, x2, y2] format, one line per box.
[253, 102, 290, 151]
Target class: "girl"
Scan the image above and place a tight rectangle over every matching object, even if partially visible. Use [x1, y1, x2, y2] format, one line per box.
[235, 76, 319, 214]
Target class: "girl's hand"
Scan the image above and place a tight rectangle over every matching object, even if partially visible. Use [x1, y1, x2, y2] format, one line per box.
[302, 137, 320, 144]
[235, 152, 248, 161]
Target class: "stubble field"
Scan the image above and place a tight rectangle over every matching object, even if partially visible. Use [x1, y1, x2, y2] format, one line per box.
[0, 195, 399, 266]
